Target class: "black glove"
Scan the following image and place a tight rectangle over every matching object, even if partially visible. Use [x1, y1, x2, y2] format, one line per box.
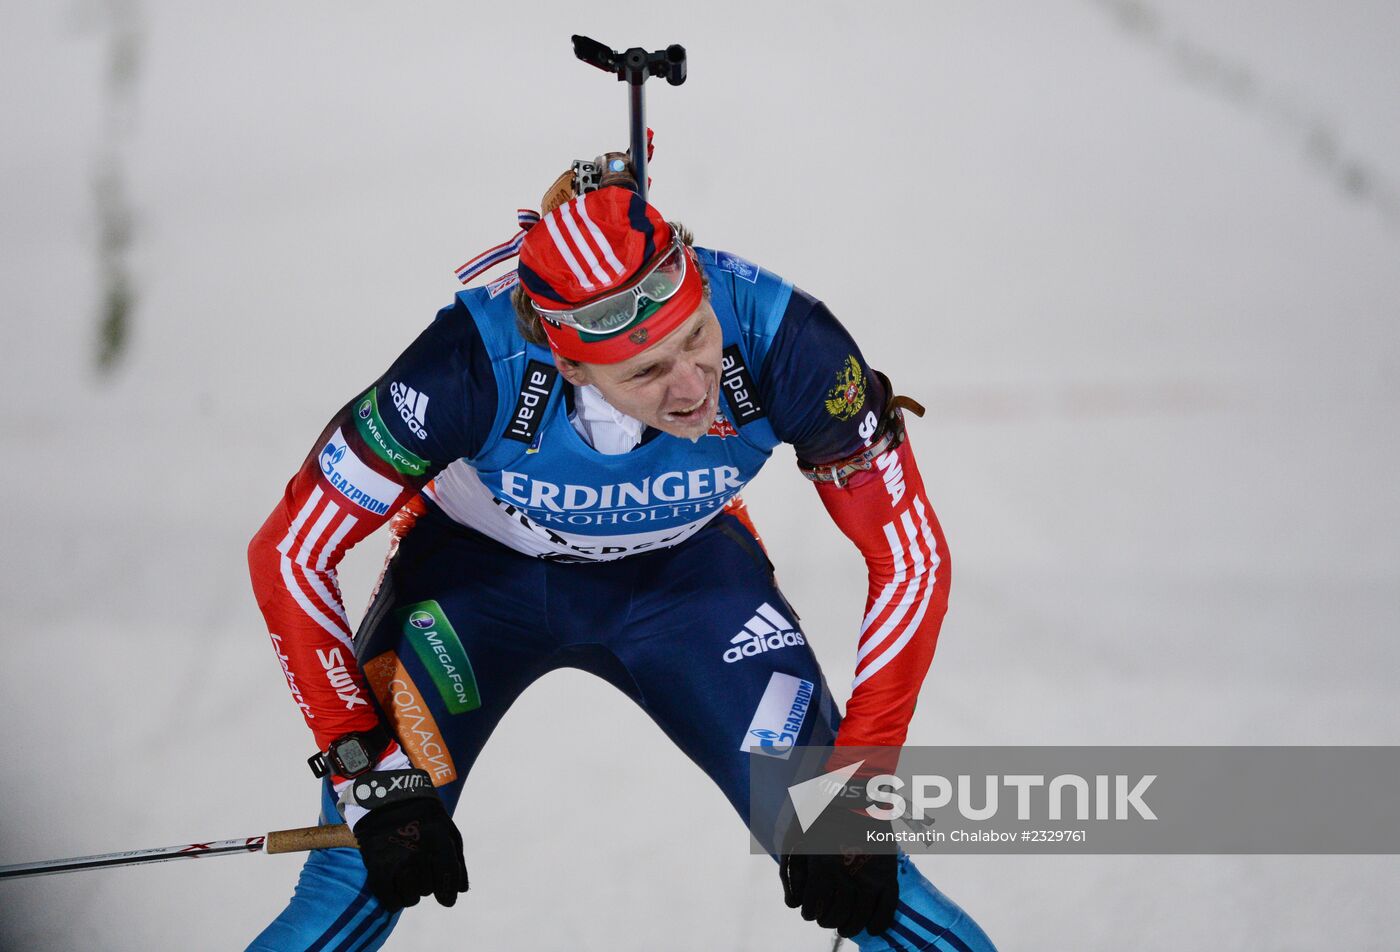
[779, 807, 899, 938]
[353, 789, 469, 910]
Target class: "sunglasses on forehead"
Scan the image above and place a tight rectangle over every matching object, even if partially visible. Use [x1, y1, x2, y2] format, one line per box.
[533, 239, 691, 335]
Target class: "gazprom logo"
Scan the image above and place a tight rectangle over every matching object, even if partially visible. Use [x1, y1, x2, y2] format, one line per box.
[749, 727, 796, 754]
[741, 673, 814, 760]
[320, 443, 347, 469]
[319, 428, 401, 516]
[408, 611, 435, 630]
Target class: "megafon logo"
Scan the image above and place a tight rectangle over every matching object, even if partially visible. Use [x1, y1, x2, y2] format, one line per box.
[357, 397, 373, 421]
[398, 601, 482, 715]
[723, 602, 805, 664]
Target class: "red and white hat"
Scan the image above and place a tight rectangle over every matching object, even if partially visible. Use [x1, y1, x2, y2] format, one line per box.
[517, 187, 703, 364]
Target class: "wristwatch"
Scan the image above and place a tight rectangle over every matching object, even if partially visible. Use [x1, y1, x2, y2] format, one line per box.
[308, 724, 392, 779]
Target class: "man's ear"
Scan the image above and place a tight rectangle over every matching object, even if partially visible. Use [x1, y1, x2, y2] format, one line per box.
[553, 354, 589, 387]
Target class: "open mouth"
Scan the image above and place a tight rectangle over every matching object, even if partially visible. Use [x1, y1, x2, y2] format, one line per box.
[664, 385, 714, 425]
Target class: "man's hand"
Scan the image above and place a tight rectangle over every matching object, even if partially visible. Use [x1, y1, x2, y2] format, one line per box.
[779, 807, 898, 938]
[353, 792, 469, 910]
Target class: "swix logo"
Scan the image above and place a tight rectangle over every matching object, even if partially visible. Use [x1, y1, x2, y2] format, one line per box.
[354, 772, 432, 802]
[316, 646, 369, 710]
[269, 633, 313, 720]
[723, 602, 806, 663]
[390, 382, 429, 439]
[740, 672, 815, 759]
[387, 773, 430, 794]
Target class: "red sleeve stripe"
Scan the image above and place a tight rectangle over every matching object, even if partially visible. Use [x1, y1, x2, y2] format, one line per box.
[852, 495, 942, 689]
[856, 521, 910, 641]
[278, 542, 352, 648]
[275, 487, 356, 651]
[856, 501, 943, 689]
[297, 501, 340, 564]
[854, 502, 930, 658]
[295, 515, 355, 625]
[319, 512, 357, 570]
[280, 484, 361, 583]
[292, 560, 350, 633]
[280, 485, 324, 545]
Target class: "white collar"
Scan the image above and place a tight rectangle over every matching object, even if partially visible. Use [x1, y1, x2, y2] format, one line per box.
[569, 384, 646, 455]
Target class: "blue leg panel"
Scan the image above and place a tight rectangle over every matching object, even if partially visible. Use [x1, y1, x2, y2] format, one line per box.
[851, 854, 998, 952]
[245, 784, 401, 952]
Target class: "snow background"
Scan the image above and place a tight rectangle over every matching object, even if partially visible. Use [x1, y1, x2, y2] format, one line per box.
[2, 1, 1398, 948]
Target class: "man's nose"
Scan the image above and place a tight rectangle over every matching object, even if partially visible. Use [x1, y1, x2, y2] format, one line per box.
[667, 362, 708, 404]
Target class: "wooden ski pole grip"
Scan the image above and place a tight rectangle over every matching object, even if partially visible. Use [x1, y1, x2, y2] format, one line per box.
[265, 823, 358, 854]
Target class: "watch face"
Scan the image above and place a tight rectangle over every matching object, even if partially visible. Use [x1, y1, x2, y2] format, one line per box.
[336, 739, 371, 776]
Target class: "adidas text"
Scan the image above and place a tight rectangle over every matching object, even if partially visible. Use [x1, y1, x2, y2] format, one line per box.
[390, 382, 429, 439]
[723, 602, 806, 664]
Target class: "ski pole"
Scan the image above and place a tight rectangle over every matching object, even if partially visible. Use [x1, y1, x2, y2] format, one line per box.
[571, 35, 687, 204]
[0, 823, 357, 882]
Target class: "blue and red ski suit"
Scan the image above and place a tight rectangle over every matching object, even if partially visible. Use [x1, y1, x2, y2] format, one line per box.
[246, 248, 996, 951]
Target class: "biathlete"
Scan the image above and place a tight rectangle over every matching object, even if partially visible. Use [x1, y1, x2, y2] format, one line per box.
[246, 169, 997, 951]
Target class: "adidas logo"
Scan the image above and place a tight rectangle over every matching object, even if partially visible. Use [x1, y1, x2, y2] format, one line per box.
[723, 602, 806, 664]
[390, 382, 429, 439]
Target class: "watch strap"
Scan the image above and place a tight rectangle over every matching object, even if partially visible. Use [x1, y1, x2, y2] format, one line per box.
[308, 724, 394, 779]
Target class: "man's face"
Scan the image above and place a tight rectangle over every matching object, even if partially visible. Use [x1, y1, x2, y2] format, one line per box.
[556, 300, 725, 440]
